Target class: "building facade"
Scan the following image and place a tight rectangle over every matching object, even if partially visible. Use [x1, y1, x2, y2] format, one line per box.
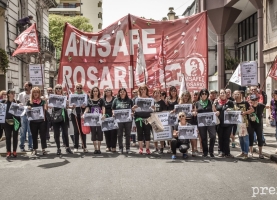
[0, 0, 57, 93]
[49, 0, 103, 32]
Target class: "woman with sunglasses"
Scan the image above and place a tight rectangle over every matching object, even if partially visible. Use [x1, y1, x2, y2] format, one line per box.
[132, 85, 155, 154]
[102, 87, 116, 152]
[1, 89, 21, 158]
[70, 83, 88, 153]
[214, 89, 234, 158]
[195, 89, 219, 158]
[84, 86, 105, 154]
[153, 88, 167, 154]
[26, 87, 47, 155]
[171, 112, 191, 160]
[178, 91, 198, 156]
[112, 88, 133, 153]
[165, 86, 179, 153]
[47, 84, 73, 155]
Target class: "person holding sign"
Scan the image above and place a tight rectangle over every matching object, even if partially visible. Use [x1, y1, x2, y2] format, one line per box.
[153, 88, 167, 154]
[112, 88, 133, 154]
[195, 89, 219, 158]
[26, 87, 47, 156]
[47, 84, 73, 155]
[214, 89, 235, 158]
[171, 112, 191, 160]
[1, 89, 21, 158]
[132, 85, 155, 155]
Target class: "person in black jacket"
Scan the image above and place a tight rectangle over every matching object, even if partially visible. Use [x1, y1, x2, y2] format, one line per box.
[1, 89, 21, 158]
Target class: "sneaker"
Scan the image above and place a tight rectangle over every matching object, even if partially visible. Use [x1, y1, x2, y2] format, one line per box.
[146, 149, 151, 155]
[83, 148, 88, 153]
[118, 149, 123, 154]
[28, 148, 33, 151]
[210, 153, 215, 158]
[131, 143, 136, 147]
[20, 149, 26, 152]
[225, 154, 234, 158]
[236, 153, 245, 158]
[153, 148, 158, 153]
[202, 154, 208, 158]
[242, 155, 248, 160]
[218, 152, 225, 157]
[66, 148, 73, 154]
[192, 151, 197, 157]
[171, 155, 176, 161]
[158, 148, 164, 154]
[167, 149, 172, 154]
[94, 150, 98, 154]
[98, 150, 101, 154]
[74, 148, 78, 153]
[217, 151, 222, 156]
[31, 150, 37, 156]
[231, 142, 236, 148]
[259, 154, 264, 159]
[126, 149, 132, 154]
[12, 151, 17, 158]
[57, 149, 61, 155]
[106, 148, 111, 152]
[6, 152, 11, 158]
[183, 153, 188, 159]
[139, 148, 143, 154]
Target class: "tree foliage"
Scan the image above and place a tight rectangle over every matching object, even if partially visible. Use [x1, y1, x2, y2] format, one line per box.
[0, 48, 9, 74]
[49, 14, 93, 51]
[225, 48, 240, 70]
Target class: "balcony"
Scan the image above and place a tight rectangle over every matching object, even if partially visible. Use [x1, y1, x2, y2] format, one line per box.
[0, 0, 7, 16]
[37, 31, 55, 55]
[49, 3, 81, 14]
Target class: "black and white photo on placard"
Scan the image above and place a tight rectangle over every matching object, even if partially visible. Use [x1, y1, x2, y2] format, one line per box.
[0, 103, 7, 123]
[114, 109, 132, 123]
[69, 94, 87, 107]
[153, 126, 172, 141]
[178, 125, 198, 139]
[174, 104, 192, 117]
[224, 111, 242, 124]
[197, 112, 217, 127]
[135, 98, 154, 112]
[168, 113, 178, 126]
[48, 94, 67, 108]
[8, 102, 26, 116]
[84, 113, 101, 126]
[101, 117, 119, 131]
[26, 106, 44, 121]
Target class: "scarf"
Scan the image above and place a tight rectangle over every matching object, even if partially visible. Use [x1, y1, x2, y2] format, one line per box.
[218, 98, 228, 106]
[199, 99, 208, 108]
[33, 99, 41, 104]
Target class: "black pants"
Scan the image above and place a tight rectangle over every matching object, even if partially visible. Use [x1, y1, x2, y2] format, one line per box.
[91, 126, 103, 141]
[135, 120, 151, 141]
[198, 125, 216, 155]
[217, 125, 232, 155]
[117, 122, 132, 149]
[171, 138, 190, 154]
[0, 125, 4, 138]
[46, 121, 51, 140]
[53, 121, 69, 149]
[104, 129, 117, 149]
[248, 124, 263, 147]
[4, 123, 19, 152]
[30, 121, 47, 149]
[71, 114, 86, 149]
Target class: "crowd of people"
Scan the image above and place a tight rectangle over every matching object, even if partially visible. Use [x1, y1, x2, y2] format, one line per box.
[0, 81, 275, 161]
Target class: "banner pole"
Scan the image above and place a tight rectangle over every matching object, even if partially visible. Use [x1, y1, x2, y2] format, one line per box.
[128, 14, 135, 96]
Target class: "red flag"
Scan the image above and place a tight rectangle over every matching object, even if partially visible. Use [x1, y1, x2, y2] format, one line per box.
[12, 24, 39, 56]
[269, 56, 277, 81]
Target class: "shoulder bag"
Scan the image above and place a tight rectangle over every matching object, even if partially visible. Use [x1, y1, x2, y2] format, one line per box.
[50, 108, 63, 123]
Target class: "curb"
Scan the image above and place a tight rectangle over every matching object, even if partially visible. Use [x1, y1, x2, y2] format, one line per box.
[253, 147, 277, 162]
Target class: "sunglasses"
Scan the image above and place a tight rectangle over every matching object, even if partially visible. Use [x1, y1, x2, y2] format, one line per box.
[76, 87, 82, 90]
[179, 115, 185, 119]
[55, 88, 62, 90]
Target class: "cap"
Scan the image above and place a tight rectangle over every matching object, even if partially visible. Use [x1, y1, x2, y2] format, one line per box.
[250, 94, 258, 101]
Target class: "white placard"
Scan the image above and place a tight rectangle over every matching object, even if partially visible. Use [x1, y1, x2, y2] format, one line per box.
[168, 113, 178, 126]
[241, 61, 258, 86]
[8, 102, 26, 116]
[114, 109, 132, 123]
[224, 111, 242, 124]
[131, 120, 137, 135]
[69, 94, 87, 107]
[48, 94, 67, 109]
[26, 106, 44, 121]
[29, 64, 44, 86]
[174, 104, 193, 117]
[153, 126, 172, 141]
[156, 111, 169, 126]
[135, 98, 154, 112]
[101, 117, 119, 131]
[178, 125, 198, 139]
[197, 112, 217, 127]
[84, 113, 101, 126]
[0, 103, 7, 123]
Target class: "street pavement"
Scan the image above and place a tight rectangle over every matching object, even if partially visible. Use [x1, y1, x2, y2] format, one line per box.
[0, 125, 277, 200]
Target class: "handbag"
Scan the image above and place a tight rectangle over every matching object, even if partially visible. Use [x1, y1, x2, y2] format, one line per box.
[81, 118, 91, 134]
[236, 123, 248, 137]
[50, 109, 63, 123]
[147, 113, 164, 132]
[6, 119, 14, 125]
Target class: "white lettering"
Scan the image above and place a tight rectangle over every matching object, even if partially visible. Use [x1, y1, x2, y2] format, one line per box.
[251, 187, 259, 198]
[98, 34, 111, 57]
[65, 32, 77, 56]
[62, 66, 73, 88]
[142, 29, 156, 54]
[87, 66, 98, 89]
[99, 66, 113, 89]
[73, 66, 85, 86]
[114, 66, 128, 88]
[130, 29, 139, 55]
[112, 30, 129, 56]
[268, 187, 275, 195]
[260, 187, 268, 195]
[79, 35, 98, 56]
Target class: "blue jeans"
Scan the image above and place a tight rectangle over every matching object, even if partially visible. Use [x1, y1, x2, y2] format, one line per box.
[253, 131, 265, 143]
[19, 115, 33, 149]
[239, 135, 249, 154]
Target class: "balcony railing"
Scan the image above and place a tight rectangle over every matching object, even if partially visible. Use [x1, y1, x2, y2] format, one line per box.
[57, 4, 78, 8]
[0, 0, 8, 9]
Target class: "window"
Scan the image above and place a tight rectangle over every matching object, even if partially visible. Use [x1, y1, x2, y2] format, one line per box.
[238, 12, 257, 43]
[98, 12, 102, 19]
[98, 1, 102, 7]
[98, 23, 102, 29]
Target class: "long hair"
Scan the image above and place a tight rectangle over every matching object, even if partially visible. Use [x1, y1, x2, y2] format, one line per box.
[30, 87, 41, 104]
[54, 84, 63, 95]
[169, 86, 178, 100]
[138, 84, 149, 97]
[179, 91, 192, 104]
[90, 86, 101, 99]
[117, 88, 129, 100]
